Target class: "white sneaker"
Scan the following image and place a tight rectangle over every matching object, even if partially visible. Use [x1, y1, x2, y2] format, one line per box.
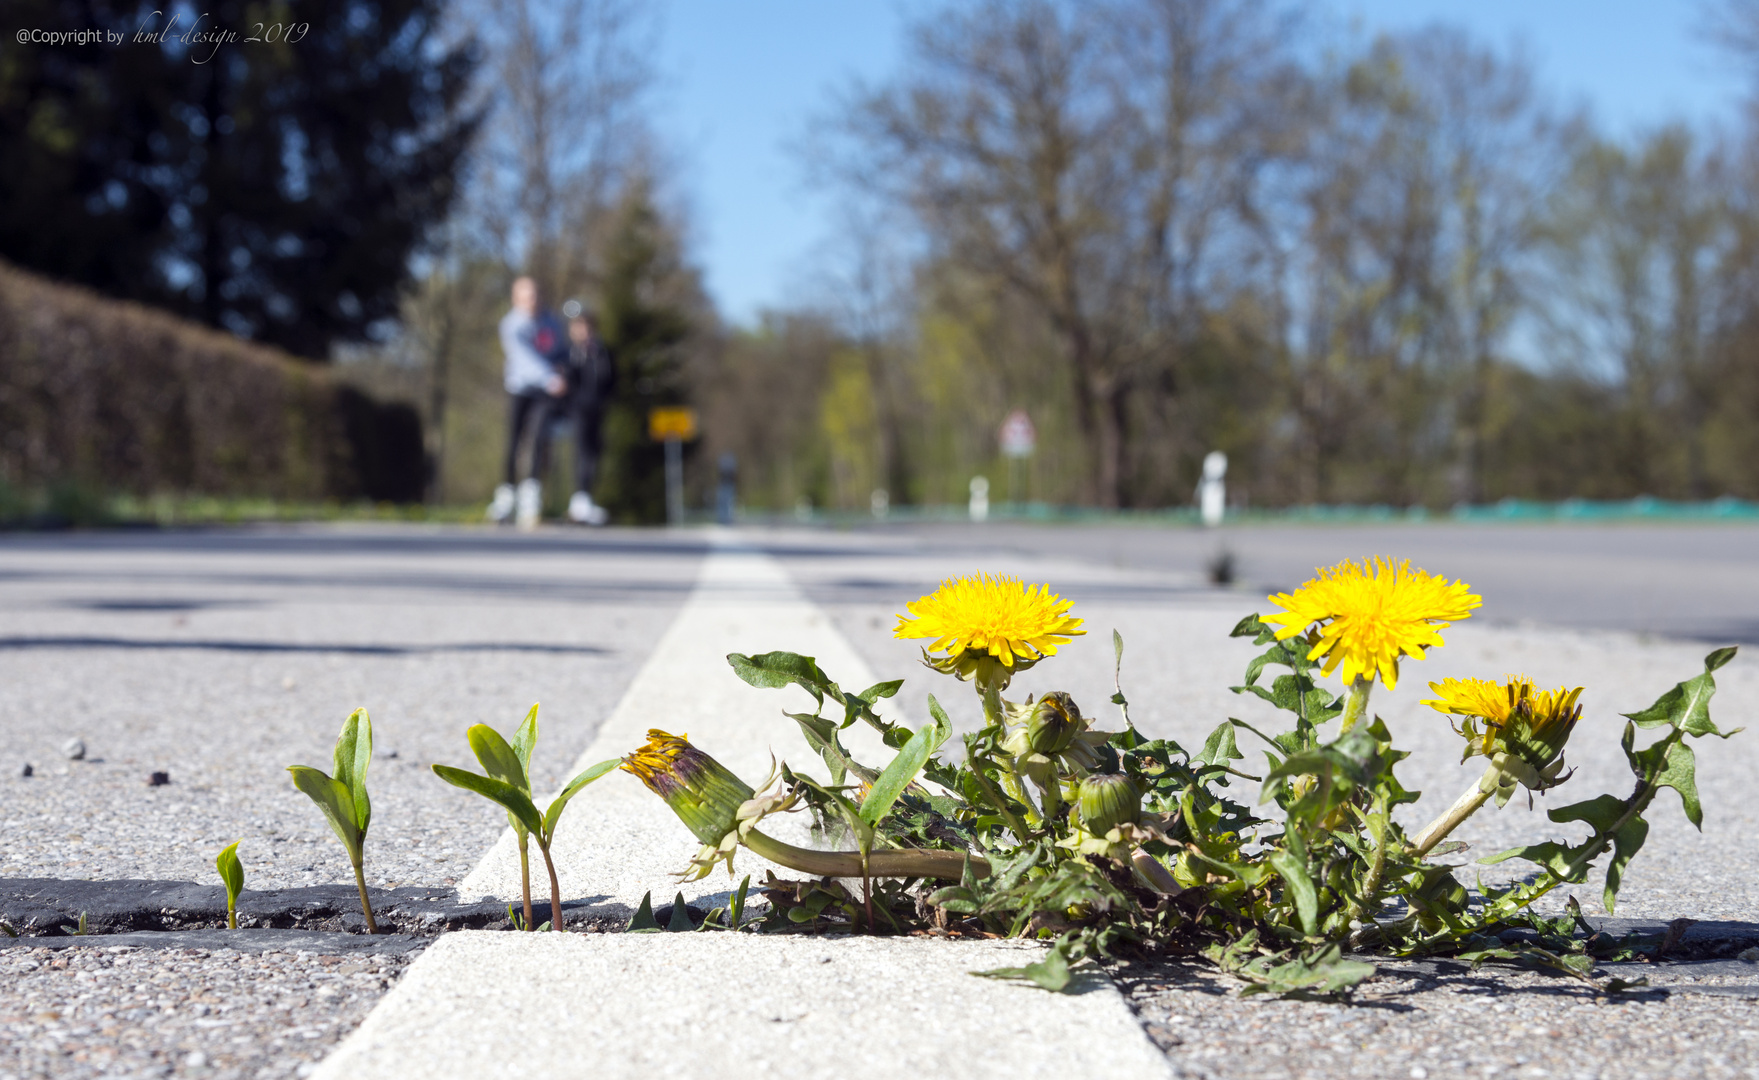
[486, 483, 515, 523]
[515, 479, 542, 530]
[568, 491, 608, 526]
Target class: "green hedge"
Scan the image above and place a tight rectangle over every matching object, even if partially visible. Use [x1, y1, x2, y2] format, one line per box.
[0, 260, 422, 505]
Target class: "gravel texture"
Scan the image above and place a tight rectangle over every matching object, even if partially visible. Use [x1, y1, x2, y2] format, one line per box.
[0, 943, 415, 1080]
[1116, 956, 1759, 1079]
[0, 526, 705, 893]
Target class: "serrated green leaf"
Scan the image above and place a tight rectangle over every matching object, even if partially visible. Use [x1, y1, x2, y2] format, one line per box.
[727, 650, 833, 704]
[976, 946, 1071, 991]
[1550, 793, 1629, 834]
[431, 764, 544, 837]
[540, 758, 620, 838]
[1636, 735, 1702, 829]
[288, 766, 362, 861]
[858, 679, 904, 702]
[1199, 722, 1243, 767]
[215, 840, 244, 900]
[1624, 649, 1737, 737]
[330, 709, 372, 833]
[1229, 613, 1271, 640]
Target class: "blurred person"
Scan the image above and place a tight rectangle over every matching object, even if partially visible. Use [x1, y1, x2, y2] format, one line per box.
[562, 304, 615, 525]
[487, 276, 568, 529]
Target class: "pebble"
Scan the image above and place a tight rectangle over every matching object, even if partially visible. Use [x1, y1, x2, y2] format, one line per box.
[62, 738, 85, 761]
[147, 770, 169, 787]
[19, 763, 31, 778]
[0, 944, 413, 1079]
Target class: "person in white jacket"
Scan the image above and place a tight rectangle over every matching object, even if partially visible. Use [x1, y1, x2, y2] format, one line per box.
[486, 277, 567, 528]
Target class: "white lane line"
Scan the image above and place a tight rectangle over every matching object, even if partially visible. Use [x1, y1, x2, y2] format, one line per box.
[313, 932, 1173, 1080]
[457, 538, 893, 912]
[314, 538, 1174, 1080]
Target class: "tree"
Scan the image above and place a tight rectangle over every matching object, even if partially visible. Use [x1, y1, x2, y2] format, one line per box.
[0, 0, 479, 358]
[830, 0, 1303, 507]
[592, 182, 711, 523]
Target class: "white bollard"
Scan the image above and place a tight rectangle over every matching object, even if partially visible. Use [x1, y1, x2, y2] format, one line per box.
[871, 488, 890, 519]
[1199, 451, 1227, 528]
[969, 476, 990, 522]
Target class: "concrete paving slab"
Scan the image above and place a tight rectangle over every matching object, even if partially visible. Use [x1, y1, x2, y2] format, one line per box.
[311, 931, 1173, 1080]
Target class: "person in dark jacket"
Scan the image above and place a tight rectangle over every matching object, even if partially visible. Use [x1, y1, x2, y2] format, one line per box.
[561, 303, 615, 525]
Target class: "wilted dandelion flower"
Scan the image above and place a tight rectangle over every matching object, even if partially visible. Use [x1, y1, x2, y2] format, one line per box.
[621, 729, 754, 847]
[894, 573, 1084, 687]
[1262, 558, 1480, 690]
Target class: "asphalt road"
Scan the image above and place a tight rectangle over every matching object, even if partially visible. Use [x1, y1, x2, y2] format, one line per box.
[2, 520, 1756, 1080]
[870, 520, 1759, 644]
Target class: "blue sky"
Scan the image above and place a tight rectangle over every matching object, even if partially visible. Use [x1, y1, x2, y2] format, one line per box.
[653, 1, 1751, 326]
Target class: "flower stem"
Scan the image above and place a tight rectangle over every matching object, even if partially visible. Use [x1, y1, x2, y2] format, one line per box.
[350, 859, 379, 935]
[538, 843, 564, 931]
[1338, 677, 1373, 733]
[963, 744, 1030, 840]
[1409, 765, 1499, 857]
[517, 833, 534, 931]
[743, 828, 990, 880]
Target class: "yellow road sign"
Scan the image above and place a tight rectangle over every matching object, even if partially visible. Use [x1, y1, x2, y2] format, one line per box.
[648, 406, 698, 441]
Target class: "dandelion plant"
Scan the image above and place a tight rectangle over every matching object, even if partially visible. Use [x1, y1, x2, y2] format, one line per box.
[621, 565, 1741, 996]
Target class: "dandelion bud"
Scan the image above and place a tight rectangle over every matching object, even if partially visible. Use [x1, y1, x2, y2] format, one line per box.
[621, 730, 755, 845]
[1504, 685, 1583, 774]
[1026, 692, 1083, 755]
[1078, 773, 1141, 835]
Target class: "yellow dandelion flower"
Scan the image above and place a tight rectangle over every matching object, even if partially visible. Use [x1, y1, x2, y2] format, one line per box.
[1262, 557, 1480, 690]
[894, 572, 1085, 668]
[1421, 676, 1518, 723]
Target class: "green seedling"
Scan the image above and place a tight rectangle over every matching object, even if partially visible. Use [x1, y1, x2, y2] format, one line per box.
[446, 705, 543, 930]
[0, 921, 15, 938]
[288, 708, 379, 933]
[216, 840, 244, 929]
[61, 912, 87, 936]
[432, 706, 618, 932]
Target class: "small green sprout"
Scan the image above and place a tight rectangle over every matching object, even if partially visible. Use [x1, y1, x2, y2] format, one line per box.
[288, 708, 379, 934]
[0, 921, 15, 939]
[216, 840, 245, 929]
[445, 705, 542, 930]
[432, 704, 618, 932]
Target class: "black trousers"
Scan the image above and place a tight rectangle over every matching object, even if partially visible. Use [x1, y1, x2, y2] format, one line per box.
[504, 392, 557, 485]
[572, 405, 606, 493]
